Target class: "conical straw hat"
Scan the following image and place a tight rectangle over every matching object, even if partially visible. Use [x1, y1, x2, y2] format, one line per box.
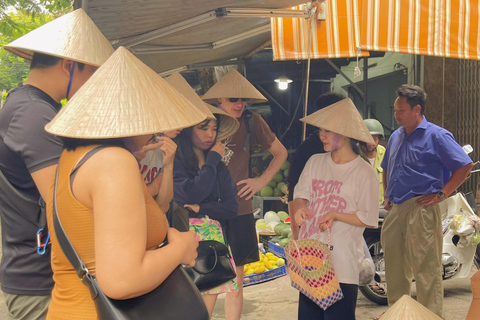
[206, 104, 239, 141]
[202, 69, 267, 104]
[165, 72, 215, 119]
[300, 98, 375, 145]
[381, 295, 442, 320]
[165, 72, 238, 141]
[45, 47, 207, 138]
[3, 9, 113, 67]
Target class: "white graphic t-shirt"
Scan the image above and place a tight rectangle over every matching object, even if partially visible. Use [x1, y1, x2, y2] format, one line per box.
[138, 149, 164, 185]
[294, 153, 379, 284]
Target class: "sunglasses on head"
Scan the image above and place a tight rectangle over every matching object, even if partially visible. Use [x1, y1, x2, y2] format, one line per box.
[228, 98, 252, 103]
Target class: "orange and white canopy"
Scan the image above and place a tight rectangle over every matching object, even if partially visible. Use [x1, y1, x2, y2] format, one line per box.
[272, 0, 480, 61]
[272, 1, 369, 60]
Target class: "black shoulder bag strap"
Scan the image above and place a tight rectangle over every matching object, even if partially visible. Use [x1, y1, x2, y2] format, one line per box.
[52, 166, 90, 280]
[0, 168, 49, 255]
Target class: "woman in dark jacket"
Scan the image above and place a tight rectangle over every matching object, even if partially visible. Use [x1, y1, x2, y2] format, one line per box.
[173, 106, 239, 318]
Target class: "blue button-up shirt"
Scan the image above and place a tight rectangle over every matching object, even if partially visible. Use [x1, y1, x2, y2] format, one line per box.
[381, 117, 472, 204]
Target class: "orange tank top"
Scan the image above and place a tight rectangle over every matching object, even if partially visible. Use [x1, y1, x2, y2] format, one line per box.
[46, 145, 168, 320]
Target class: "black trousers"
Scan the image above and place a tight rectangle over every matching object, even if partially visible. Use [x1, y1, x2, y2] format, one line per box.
[298, 283, 358, 320]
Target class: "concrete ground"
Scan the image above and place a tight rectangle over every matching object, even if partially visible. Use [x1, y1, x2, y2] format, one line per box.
[212, 267, 477, 320]
[0, 266, 475, 320]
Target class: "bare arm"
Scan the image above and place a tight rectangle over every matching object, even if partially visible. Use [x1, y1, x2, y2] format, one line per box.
[31, 164, 57, 201]
[72, 147, 197, 300]
[237, 138, 288, 200]
[288, 200, 300, 240]
[319, 211, 375, 230]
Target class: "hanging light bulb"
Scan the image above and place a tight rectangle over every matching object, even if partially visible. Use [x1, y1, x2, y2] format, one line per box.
[274, 75, 293, 90]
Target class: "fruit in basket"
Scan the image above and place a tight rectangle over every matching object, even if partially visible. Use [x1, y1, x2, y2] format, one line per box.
[273, 173, 283, 183]
[255, 219, 267, 230]
[276, 258, 285, 266]
[280, 224, 292, 238]
[264, 211, 281, 224]
[276, 182, 286, 194]
[245, 268, 255, 276]
[254, 265, 266, 274]
[277, 211, 289, 222]
[280, 160, 291, 171]
[260, 186, 274, 197]
[274, 223, 284, 235]
[266, 221, 280, 232]
[244, 251, 283, 274]
[273, 188, 283, 197]
[279, 238, 290, 247]
[263, 259, 274, 270]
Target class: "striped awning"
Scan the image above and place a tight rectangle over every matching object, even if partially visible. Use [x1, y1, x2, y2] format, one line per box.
[271, 1, 370, 60]
[272, 0, 480, 61]
[360, 0, 480, 60]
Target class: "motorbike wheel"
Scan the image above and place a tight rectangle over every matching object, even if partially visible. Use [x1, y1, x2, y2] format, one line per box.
[359, 236, 388, 305]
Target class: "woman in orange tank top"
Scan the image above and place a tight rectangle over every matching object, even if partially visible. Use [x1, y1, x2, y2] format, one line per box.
[44, 47, 208, 319]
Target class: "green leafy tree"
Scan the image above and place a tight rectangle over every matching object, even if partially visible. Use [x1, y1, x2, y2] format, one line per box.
[0, 1, 71, 92]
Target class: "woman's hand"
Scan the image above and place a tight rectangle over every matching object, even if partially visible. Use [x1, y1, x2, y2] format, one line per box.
[157, 136, 177, 170]
[237, 177, 265, 200]
[319, 212, 337, 230]
[295, 207, 311, 226]
[210, 141, 225, 158]
[184, 204, 199, 213]
[167, 228, 198, 267]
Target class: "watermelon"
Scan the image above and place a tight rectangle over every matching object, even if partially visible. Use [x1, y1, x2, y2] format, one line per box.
[277, 211, 289, 222]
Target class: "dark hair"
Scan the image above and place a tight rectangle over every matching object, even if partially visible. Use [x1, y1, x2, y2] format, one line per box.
[61, 137, 126, 151]
[30, 52, 85, 71]
[175, 117, 220, 178]
[396, 84, 427, 114]
[314, 92, 346, 111]
[350, 139, 361, 155]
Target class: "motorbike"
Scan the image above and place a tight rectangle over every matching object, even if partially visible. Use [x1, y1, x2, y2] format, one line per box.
[360, 191, 480, 305]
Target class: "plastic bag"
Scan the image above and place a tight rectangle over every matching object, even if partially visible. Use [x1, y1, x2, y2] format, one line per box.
[450, 208, 479, 236]
[359, 240, 375, 286]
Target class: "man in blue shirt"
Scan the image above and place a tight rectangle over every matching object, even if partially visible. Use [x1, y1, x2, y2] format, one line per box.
[381, 85, 473, 318]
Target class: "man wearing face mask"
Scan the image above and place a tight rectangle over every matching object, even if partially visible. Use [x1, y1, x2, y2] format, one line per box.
[203, 69, 288, 320]
[360, 119, 386, 206]
[0, 9, 113, 320]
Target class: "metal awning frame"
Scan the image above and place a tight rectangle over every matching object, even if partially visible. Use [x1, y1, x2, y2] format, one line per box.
[111, 7, 311, 52]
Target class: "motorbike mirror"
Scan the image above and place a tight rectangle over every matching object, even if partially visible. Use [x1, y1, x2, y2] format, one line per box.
[462, 144, 473, 155]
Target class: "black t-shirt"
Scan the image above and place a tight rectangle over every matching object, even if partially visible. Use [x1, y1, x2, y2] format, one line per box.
[0, 83, 62, 295]
[287, 130, 325, 202]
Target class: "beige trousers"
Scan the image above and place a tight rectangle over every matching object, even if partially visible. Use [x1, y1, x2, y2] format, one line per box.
[3, 292, 50, 320]
[381, 196, 444, 318]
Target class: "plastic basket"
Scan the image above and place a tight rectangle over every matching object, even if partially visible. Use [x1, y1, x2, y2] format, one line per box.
[268, 241, 286, 258]
[243, 265, 287, 287]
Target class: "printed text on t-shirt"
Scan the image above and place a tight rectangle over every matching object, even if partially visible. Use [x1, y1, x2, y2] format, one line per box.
[304, 179, 347, 238]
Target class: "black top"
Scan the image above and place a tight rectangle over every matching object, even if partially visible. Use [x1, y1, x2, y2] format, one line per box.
[0, 84, 62, 295]
[287, 130, 326, 202]
[173, 151, 238, 221]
